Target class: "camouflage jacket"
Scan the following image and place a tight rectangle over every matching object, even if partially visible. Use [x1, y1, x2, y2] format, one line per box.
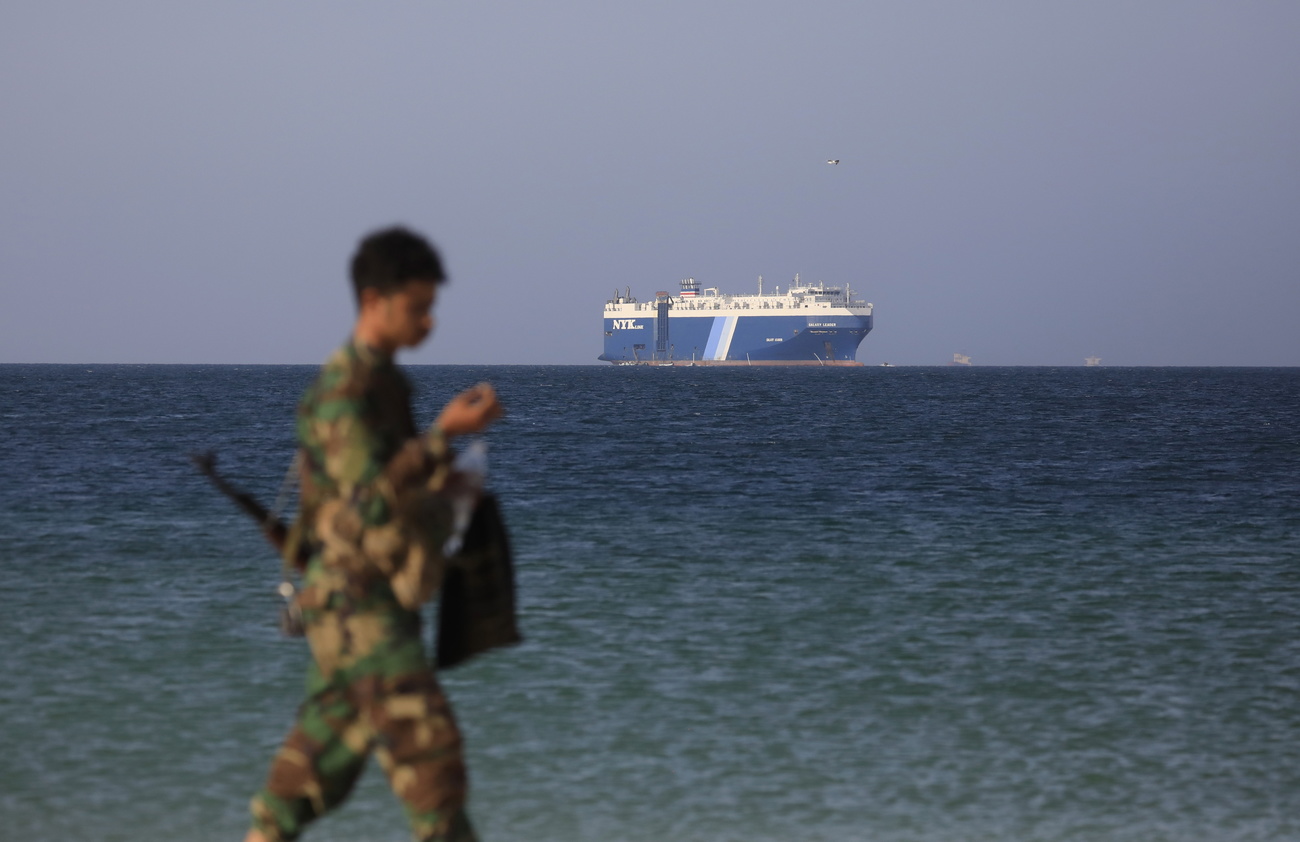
[294, 340, 453, 620]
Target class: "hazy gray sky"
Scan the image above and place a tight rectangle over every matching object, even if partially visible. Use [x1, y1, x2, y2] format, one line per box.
[3, 1, 1297, 365]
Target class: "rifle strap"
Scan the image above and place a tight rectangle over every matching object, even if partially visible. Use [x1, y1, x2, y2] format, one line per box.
[271, 454, 307, 636]
[267, 453, 300, 568]
[269, 453, 301, 527]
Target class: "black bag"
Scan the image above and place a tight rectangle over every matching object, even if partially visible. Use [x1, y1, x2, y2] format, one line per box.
[435, 494, 523, 669]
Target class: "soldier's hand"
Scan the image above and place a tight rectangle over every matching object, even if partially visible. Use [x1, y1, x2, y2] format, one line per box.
[436, 383, 504, 438]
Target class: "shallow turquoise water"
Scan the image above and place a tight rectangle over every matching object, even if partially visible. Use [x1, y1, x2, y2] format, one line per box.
[2, 365, 1298, 841]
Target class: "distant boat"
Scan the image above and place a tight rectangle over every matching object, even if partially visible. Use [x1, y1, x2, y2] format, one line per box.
[1085, 356, 1102, 367]
[951, 353, 972, 366]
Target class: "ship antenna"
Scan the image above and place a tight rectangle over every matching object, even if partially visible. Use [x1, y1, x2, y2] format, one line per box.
[758, 275, 763, 295]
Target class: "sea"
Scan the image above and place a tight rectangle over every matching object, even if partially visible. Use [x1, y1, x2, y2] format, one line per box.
[1, 364, 1298, 842]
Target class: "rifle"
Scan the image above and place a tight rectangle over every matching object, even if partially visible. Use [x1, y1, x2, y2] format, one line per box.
[190, 451, 309, 571]
[191, 450, 521, 666]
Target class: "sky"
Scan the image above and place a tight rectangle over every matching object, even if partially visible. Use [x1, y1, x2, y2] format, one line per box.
[2, 1, 1298, 366]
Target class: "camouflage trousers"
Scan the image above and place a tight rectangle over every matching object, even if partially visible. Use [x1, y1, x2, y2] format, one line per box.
[249, 647, 476, 841]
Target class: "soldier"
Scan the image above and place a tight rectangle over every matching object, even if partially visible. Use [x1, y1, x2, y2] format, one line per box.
[245, 226, 503, 842]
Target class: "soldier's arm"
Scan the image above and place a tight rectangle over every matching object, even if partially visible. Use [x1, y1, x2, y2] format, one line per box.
[309, 381, 502, 527]
[383, 383, 502, 493]
[313, 390, 493, 511]
[382, 382, 499, 489]
[382, 434, 445, 491]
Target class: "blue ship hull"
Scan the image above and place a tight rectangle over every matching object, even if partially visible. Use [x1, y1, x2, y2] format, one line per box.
[599, 312, 873, 365]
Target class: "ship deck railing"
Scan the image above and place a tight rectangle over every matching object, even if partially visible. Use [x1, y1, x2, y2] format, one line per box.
[608, 297, 871, 312]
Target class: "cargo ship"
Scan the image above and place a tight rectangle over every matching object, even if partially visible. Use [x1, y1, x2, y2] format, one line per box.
[600, 275, 874, 366]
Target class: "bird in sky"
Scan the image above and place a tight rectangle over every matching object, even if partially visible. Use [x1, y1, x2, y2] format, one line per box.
[826, 159, 840, 165]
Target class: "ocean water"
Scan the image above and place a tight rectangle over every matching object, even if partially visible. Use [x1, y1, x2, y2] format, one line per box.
[1, 364, 1298, 842]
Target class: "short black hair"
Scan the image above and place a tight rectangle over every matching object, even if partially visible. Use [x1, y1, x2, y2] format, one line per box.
[350, 226, 446, 302]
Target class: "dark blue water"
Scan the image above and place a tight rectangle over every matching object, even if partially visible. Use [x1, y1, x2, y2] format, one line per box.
[2, 365, 1298, 841]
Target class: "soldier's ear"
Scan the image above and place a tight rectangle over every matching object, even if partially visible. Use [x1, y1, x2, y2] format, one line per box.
[357, 286, 384, 311]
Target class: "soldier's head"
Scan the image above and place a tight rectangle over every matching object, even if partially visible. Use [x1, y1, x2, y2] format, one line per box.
[350, 226, 447, 352]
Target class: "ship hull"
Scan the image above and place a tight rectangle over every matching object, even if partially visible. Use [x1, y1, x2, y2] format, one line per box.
[599, 311, 873, 365]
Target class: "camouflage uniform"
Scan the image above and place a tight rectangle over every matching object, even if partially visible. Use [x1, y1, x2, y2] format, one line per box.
[249, 340, 476, 842]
